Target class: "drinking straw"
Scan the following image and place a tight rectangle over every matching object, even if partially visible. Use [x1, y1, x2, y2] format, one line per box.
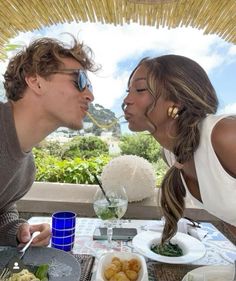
[93, 174, 118, 219]
[93, 174, 111, 204]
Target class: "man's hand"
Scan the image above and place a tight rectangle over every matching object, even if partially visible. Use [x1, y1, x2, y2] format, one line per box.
[17, 223, 51, 247]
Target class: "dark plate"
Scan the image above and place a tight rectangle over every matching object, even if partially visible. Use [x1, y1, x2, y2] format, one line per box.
[0, 246, 81, 281]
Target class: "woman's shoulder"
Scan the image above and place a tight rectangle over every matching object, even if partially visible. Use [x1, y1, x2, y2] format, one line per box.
[211, 115, 236, 149]
[211, 115, 236, 177]
[197, 114, 236, 178]
[199, 114, 235, 138]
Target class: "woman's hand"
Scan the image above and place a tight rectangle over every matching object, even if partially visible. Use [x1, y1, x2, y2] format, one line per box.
[17, 222, 51, 247]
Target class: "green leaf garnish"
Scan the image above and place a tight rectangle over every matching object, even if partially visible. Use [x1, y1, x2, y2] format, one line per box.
[35, 264, 49, 281]
[151, 242, 183, 257]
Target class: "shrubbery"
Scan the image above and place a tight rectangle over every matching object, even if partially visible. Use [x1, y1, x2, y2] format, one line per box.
[33, 133, 168, 185]
[61, 136, 109, 159]
[119, 133, 161, 162]
[119, 133, 168, 185]
[38, 136, 109, 160]
[33, 136, 110, 183]
[34, 148, 110, 184]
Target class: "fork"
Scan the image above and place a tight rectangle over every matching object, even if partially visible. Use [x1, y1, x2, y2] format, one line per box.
[0, 231, 40, 279]
[17, 231, 40, 259]
[0, 267, 10, 281]
[184, 216, 201, 228]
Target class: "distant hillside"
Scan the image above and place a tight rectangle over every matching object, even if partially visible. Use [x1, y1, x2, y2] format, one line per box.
[85, 103, 121, 137]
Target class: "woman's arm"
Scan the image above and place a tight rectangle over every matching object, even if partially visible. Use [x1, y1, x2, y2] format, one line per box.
[212, 117, 236, 178]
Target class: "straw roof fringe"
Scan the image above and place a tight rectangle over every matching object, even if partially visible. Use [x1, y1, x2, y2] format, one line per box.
[0, 0, 235, 60]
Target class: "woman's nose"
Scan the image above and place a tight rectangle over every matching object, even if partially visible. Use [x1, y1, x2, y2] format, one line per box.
[121, 101, 126, 111]
[123, 92, 133, 105]
[122, 94, 132, 111]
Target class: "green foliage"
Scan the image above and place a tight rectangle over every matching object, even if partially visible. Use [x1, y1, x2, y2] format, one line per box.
[61, 136, 109, 159]
[4, 43, 22, 51]
[35, 140, 63, 158]
[119, 133, 168, 185]
[33, 147, 110, 184]
[1, 43, 22, 60]
[33, 136, 109, 183]
[33, 133, 168, 185]
[152, 158, 168, 186]
[119, 133, 162, 162]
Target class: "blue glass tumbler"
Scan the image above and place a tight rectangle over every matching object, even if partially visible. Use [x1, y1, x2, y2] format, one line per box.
[51, 211, 76, 251]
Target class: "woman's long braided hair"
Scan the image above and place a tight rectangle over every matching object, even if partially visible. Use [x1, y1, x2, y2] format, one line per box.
[133, 55, 219, 243]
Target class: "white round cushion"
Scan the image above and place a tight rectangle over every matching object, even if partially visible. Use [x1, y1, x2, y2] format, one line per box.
[101, 155, 156, 202]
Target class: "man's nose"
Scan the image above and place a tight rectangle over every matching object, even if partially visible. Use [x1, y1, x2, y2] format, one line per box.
[85, 88, 94, 102]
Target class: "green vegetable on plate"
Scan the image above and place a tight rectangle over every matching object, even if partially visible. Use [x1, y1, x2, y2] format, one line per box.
[151, 242, 183, 257]
[35, 264, 49, 281]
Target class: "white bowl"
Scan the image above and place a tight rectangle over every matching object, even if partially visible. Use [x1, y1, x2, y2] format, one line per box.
[95, 251, 148, 281]
[132, 231, 206, 264]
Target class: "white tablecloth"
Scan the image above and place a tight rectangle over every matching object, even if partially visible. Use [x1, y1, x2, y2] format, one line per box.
[28, 217, 236, 280]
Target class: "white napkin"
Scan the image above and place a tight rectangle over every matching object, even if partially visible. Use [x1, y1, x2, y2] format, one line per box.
[143, 220, 165, 232]
[144, 218, 208, 241]
[177, 218, 208, 241]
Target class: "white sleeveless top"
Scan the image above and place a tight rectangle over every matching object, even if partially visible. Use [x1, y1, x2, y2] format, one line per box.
[163, 114, 236, 226]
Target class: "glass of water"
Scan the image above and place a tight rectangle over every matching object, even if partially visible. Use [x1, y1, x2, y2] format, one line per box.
[93, 185, 128, 249]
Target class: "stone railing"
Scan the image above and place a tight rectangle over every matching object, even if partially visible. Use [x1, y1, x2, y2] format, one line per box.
[17, 182, 219, 222]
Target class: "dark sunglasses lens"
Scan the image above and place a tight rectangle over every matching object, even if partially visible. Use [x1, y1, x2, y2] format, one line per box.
[87, 83, 93, 93]
[77, 70, 93, 93]
[78, 71, 87, 91]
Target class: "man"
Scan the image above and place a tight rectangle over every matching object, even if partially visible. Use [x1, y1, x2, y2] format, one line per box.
[0, 36, 96, 246]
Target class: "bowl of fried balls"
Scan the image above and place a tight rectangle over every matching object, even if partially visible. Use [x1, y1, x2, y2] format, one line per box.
[95, 252, 148, 281]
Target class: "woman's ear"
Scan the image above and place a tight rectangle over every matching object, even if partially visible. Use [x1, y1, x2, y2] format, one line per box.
[25, 75, 42, 95]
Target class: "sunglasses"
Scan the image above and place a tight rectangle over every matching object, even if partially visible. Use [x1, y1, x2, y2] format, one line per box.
[51, 69, 93, 93]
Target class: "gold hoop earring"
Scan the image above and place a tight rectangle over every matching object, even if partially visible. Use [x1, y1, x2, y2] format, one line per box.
[167, 106, 179, 119]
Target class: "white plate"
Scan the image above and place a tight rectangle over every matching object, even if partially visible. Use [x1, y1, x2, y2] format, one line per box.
[132, 231, 206, 264]
[0, 247, 80, 281]
[95, 251, 148, 281]
[182, 264, 235, 281]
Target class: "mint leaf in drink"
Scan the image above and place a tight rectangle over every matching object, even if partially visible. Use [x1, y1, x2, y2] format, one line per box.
[98, 206, 118, 220]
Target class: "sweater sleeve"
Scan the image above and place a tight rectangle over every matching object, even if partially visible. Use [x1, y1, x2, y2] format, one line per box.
[0, 204, 28, 246]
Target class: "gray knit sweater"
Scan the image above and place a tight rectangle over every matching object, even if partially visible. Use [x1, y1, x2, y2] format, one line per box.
[0, 101, 35, 246]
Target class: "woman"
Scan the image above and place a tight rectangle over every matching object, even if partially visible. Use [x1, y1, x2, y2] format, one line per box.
[122, 55, 236, 243]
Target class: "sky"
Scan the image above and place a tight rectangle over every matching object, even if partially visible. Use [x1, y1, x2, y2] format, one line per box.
[0, 21, 235, 133]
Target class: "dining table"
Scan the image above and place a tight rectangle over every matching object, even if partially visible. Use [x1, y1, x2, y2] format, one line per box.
[26, 216, 236, 281]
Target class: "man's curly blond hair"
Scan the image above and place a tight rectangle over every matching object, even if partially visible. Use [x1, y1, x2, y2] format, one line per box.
[4, 35, 97, 101]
